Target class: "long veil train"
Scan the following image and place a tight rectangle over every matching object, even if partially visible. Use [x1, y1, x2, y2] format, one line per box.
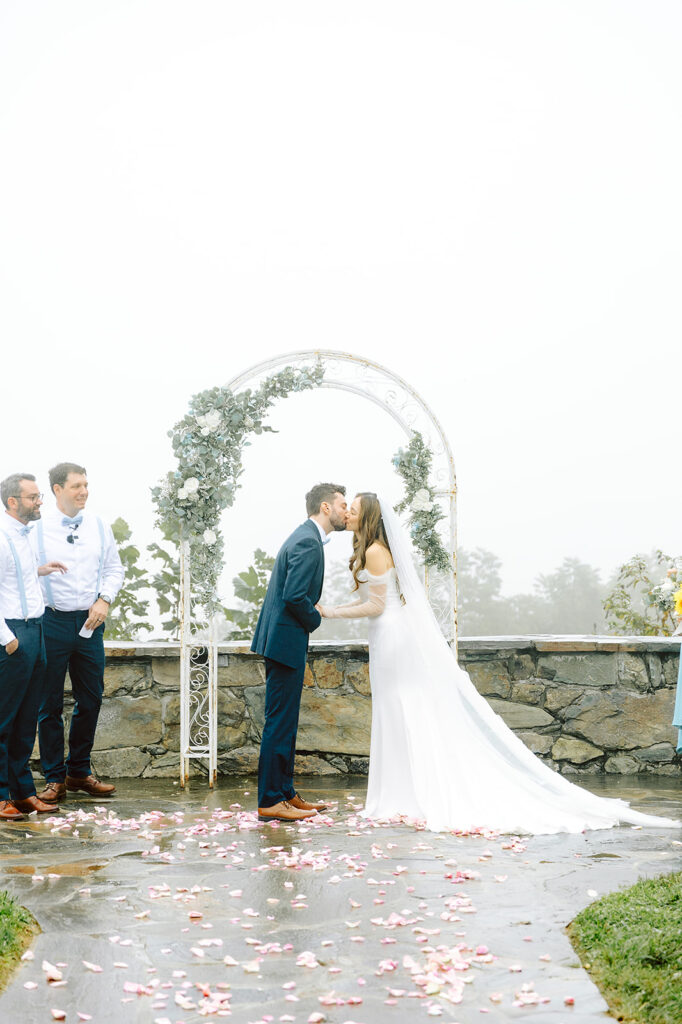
[360, 496, 680, 834]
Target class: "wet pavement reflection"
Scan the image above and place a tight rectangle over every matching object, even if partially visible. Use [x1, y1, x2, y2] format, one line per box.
[0, 775, 679, 1023]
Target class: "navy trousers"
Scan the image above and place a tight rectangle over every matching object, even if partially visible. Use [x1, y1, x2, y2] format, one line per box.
[38, 608, 105, 781]
[258, 657, 305, 808]
[0, 618, 46, 801]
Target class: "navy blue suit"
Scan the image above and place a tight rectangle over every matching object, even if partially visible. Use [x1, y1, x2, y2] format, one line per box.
[251, 519, 324, 806]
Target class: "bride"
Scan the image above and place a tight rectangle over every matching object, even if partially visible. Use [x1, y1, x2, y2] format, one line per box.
[317, 493, 679, 835]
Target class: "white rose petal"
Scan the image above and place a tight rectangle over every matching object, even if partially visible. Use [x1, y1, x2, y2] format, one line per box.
[203, 530, 217, 545]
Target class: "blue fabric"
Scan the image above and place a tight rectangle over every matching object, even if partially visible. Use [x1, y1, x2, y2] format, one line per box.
[38, 608, 105, 780]
[62, 515, 83, 527]
[4, 534, 28, 617]
[673, 641, 682, 753]
[95, 516, 106, 596]
[251, 519, 324, 671]
[36, 519, 55, 608]
[19, 525, 32, 537]
[258, 657, 305, 807]
[0, 619, 46, 799]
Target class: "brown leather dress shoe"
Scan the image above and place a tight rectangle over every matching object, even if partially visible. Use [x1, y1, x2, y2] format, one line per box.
[289, 793, 328, 812]
[0, 800, 27, 822]
[257, 800, 316, 822]
[38, 781, 67, 804]
[12, 795, 57, 814]
[66, 774, 116, 796]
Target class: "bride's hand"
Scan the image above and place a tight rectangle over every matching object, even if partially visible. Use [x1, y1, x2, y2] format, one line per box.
[316, 603, 329, 618]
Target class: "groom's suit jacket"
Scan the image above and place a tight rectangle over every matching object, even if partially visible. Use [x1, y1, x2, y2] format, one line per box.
[251, 519, 324, 671]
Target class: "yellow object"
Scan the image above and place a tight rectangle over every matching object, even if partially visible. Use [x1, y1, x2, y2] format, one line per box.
[675, 587, 682, 617]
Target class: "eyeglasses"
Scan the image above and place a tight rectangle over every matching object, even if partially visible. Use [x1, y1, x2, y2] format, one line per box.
[14, 493, 43, 503]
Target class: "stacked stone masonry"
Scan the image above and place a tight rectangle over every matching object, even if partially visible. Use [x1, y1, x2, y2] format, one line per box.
[34, 637, 681, 779]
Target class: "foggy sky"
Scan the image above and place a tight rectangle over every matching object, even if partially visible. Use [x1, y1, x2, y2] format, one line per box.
[1, 1, 680, 598]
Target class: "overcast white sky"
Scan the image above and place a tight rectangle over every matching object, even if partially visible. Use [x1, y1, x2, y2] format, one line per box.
[1, 1, 680, 599]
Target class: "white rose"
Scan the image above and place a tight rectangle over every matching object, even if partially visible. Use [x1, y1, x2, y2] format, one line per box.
[203, 529, 217, 545]
[196, 409, 221, 431]
[183, 477, 200, 494]
[660, 579, 675, 595]
[244, 415, 255, 429]
[411, 488, 433, 512]
[177, 487, 187, 500]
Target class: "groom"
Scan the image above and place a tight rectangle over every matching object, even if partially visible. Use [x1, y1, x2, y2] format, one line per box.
[252, 483, 347, 822]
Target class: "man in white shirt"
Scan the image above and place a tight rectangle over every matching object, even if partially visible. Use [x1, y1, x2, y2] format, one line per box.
[0, 473, 66, 821]
[31, 463, 124, 805]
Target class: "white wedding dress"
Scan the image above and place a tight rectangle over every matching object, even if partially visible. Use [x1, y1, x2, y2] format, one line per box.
[325, 501, 680, 836]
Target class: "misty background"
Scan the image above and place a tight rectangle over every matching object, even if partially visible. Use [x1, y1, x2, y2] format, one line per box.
[1, 1, 680, 633]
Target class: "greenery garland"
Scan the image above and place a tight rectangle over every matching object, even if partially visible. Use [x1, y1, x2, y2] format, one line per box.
[392, 432, 451, 573]
[153, 367, 451, 612]
[152, 363, 324, 608]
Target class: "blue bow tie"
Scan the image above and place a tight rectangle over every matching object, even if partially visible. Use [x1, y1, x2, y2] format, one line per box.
[62, 515, 83, 528]
[19, 524, 32, 537]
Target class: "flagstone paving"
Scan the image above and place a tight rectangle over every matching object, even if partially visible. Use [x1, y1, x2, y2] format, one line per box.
[0, 776, 679, 1024]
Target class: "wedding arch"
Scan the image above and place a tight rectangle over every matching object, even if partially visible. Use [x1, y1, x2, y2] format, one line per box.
[155, 350, 457, 784]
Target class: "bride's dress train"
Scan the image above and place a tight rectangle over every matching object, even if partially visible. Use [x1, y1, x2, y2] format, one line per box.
[330, 500, 679, 836]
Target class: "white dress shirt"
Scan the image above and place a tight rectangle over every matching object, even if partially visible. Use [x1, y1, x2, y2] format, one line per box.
[310, 518, 330, 546]
[0, 514, 45, 645]
[30, 507, 124, 612]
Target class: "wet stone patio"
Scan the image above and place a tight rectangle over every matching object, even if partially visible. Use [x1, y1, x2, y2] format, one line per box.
[0, 776, 680, 1024]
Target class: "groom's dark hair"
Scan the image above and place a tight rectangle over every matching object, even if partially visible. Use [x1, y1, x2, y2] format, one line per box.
[306, 482, 346, 516]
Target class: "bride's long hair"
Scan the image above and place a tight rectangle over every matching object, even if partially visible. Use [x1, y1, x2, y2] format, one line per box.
[349, 492, 392, 591]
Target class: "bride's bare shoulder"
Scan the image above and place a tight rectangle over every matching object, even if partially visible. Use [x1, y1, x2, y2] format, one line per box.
[365, 543, 394, 574]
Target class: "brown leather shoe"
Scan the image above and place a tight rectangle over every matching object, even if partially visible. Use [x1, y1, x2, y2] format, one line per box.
[38, 781, 66, 804]
[66, 774, 116, 797]
[289, 793, 328, 812]
[12, 795, 57, 814]
[257, 800, 316, 822]
[0, 800, 27, 822]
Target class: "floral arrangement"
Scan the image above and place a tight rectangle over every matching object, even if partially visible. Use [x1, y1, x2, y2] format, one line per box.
[650, 557, 682, 620]
[154, 366, 452, 612]
[647, 561, 679, 614]
[152, 363, 324, 608]
[392, 432, 451, 573]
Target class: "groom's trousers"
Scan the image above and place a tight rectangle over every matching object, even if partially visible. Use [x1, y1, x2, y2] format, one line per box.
[258, 657, 304, 808]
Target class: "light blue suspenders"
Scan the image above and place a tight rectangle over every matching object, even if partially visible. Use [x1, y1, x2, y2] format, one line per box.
[95, 517, 106, 597]
[36, 520, 55, 608]
[36, 517, 106, 609]
[4, 535, 29, 618]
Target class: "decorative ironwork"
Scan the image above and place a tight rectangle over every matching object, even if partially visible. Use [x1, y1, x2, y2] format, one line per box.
[179, 540, 218, 785]
[179, 349, 457, 784]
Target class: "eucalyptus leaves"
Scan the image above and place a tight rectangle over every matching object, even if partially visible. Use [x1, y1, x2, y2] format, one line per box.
[393, 432, 451, 573]
[152, 363, 324, 607]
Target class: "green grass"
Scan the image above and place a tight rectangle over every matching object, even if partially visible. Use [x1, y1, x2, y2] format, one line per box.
[568, 872, 682, 1024]
[0, 890, 39, 991]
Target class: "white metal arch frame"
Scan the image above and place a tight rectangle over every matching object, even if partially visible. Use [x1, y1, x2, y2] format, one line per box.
[180, 349, 457, 785]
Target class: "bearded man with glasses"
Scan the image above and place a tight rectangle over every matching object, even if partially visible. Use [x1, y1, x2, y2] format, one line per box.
[0, 474, 66, 821]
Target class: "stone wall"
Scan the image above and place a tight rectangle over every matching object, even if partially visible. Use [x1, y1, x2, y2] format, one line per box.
[37, 637, 681, 779]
